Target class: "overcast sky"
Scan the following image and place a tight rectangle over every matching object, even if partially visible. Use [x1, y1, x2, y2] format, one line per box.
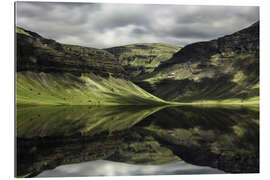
[16, 2, 259, 48]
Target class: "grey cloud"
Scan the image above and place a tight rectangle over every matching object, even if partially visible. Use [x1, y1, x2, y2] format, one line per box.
[16, 2, 259, 48]
[17, 2, 101, 26]
[90, 4, 152, 33]
[132, 27, 148, 35]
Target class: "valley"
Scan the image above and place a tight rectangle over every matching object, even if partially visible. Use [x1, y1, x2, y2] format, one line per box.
[16, 22, 259, 105]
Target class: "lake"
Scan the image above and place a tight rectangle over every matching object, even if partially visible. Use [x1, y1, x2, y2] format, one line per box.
[16, 105, 259, 177]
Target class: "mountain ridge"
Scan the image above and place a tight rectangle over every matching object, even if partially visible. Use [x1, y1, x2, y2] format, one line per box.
[157, 21, 259, 70]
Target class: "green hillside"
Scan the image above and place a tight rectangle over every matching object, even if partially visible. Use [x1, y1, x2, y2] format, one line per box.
[16, 27, 167, 105]
[105, 43, 180, 80]
[16, 71, 166, 105]
[137, 22, 259, 104]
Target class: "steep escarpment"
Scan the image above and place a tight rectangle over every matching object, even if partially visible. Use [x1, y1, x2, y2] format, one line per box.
[16, 27, 166, 105]
[139, 22, 259, 103]
[105, 43, 180, 80]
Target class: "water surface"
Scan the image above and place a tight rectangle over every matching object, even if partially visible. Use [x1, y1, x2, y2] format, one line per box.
[16, 105, 259, 177]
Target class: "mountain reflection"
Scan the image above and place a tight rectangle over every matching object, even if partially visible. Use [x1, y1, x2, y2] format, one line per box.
[16, 105, 259, 177]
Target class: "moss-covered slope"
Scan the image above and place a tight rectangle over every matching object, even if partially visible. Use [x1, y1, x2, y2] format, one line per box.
[138, 22, 259, 103]
[16, 71, 166, 105]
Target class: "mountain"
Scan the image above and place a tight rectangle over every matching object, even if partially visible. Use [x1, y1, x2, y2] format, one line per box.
[105, 43, 180, 80]
[136, 22, 259, 103]
[16, 27, 167, 105]
[16, 21, 259, 105]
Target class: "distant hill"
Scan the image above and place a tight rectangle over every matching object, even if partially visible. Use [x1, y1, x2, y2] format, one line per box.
[16, 27, 167, 105]
[105, 43, 180, 80]
[136, 22, 259, 103]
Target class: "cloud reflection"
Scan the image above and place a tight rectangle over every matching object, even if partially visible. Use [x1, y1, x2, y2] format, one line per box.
[37, 160, 224, 177]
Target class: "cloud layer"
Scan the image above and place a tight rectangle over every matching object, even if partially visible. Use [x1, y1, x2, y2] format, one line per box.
[16, 2, 259, 48]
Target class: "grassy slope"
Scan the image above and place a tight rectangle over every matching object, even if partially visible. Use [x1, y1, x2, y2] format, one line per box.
[16, 71, 167, 105]
[143, 53, 259, 104]
[16, 27, 32, 37]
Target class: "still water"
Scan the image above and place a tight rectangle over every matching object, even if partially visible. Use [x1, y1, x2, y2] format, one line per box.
[16, 105, 259, 177]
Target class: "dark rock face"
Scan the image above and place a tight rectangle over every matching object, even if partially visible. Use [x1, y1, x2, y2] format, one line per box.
[16, 27, 126, 78]
[218, 21, 259, 54]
